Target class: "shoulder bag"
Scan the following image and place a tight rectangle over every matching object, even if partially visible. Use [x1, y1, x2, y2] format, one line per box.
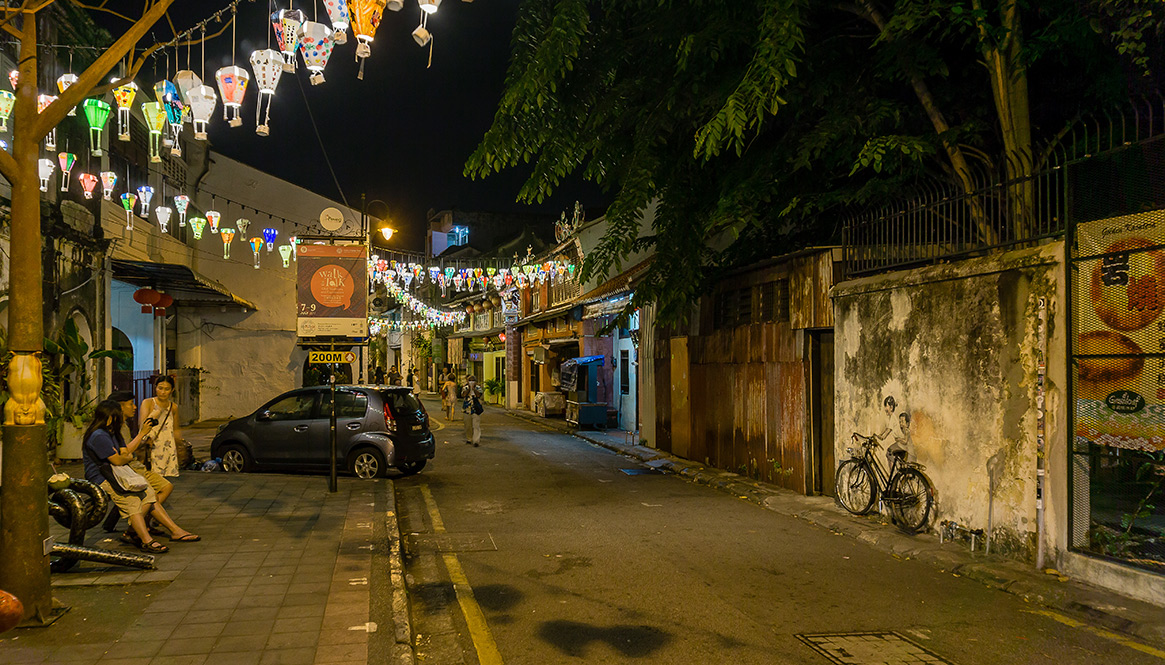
[84, 434, 149, 495]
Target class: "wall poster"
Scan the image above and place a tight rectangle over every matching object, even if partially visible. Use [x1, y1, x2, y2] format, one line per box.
[296, 244, 368, 338]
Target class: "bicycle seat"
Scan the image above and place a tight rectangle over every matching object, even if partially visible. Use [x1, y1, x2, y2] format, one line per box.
[891, 449, 907, 460]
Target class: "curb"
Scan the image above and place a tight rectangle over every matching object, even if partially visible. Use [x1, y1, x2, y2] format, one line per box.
[385, 486, 415, 665]
[504, 408, 1165, 646]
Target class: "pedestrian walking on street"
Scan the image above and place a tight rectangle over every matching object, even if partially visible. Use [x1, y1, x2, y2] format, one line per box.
[387, 366, 401, 386]
[462, 374, 484, 446]
[139, 375, 184, 477]
[441, 373, 458, 420]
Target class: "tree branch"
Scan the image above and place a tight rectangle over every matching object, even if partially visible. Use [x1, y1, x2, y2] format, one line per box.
[0, 145, 17, 183]
[70, 1, 135, 24]
[33, 0, 176, 140]
[89, 17, 233, 98]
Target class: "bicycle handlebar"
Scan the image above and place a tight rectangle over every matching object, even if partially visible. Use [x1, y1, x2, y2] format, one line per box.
[851, 432, 880, 448]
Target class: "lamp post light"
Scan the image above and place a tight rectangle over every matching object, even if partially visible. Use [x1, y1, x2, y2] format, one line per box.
[361, 195, 393, 385]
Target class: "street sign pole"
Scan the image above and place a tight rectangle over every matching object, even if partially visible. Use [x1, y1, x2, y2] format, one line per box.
[329, 340, 338, 493]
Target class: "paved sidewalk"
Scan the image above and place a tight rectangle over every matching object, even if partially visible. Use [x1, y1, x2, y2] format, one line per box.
[502, 406, 1165, 647]
[1, 459, 412, 665]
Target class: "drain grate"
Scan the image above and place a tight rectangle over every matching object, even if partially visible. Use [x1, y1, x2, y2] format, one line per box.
[795, 632, 952, 665]
[620, 468, 662, 475]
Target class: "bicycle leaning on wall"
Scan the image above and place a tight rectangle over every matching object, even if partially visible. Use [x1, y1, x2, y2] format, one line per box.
[835, 432, 935, 534]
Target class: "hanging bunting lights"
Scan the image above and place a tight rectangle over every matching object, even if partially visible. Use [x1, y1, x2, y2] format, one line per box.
[81, 99, 111, 156]
[57, 152, 75, 192]
[112, 79, 137, 141]
[249, 49, 283, 136]
[221, 228, 236, 258]
[100, 171, 117, 200]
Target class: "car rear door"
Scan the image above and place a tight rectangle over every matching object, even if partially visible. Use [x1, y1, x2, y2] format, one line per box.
[387, 391, 429, 439]
[250, 390, 320, 467]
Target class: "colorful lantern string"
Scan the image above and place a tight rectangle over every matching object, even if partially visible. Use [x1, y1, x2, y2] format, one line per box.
[236, 218, 250, 237]
[140, 101, 166, 162]
[262, 227, 278, 251]
[272, 9, 306, 72]
[350, 0, 388, 79]
[56, 73, 77, 115]
[249, 49, 283, 136]
[57, 153, 75, 192]
[37, 94, 58, 149]
[155, 205, 172, 233]
[81, 99, 111, 156]
[0, 90, 14, 132]
[189, 216, 207, 240]
[206, 210, 221, 234]
[249, 237, 263, 269]
[120, 192, 137, 230]
[215, 66, 249, 128]
[279, 244, 293, 267]
[38, 158, 54, 192]
[136, 185, 154, 217]
[187, 85, 217, 140]
[112, 79, 138, 141]
[100, 171, 117, 200]
[78, 172, 98, 199]
[221, 228, 236, 258]
[174, 195, 190, 226]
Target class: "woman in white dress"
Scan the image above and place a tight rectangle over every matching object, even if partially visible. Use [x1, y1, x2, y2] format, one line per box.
[140, 375, 183, 477]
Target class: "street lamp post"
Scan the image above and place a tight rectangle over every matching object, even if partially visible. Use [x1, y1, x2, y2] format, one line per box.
[361, 195, 393, 384]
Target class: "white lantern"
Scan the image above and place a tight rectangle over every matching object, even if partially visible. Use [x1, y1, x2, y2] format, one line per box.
[174, 70, 202, 117]
[215, 66, 249, 128]
[186, 85, 218, 140]
[137, 185, 154, 217]
[271, 9, 306, 72]
[236, 218, 251, 237]
[299, 22, 335, 86]
[38, 158, 54, 192]
[206, 210, 221, 234]
[155, 205, 172, 233]
[418, 0, 441, 13]
[37, 94, 58, 149]
[323, 0, 350, 44]
[249, 49, 283, 137]
[56, 73, 78, 115]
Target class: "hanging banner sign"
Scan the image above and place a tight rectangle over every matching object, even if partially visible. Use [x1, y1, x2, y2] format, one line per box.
[1074, 210, 1165, 453]
[296, 244, 368, 338]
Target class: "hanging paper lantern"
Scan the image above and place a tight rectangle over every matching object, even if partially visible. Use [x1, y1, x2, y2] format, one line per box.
[214, 66, 249, 128]
[299, 22, 336, 86]
[8, 70, 18, 90]
[0, 90, 14, 132]
[263, 227, 278, 251]
[249, 49, 283, 136]
[418, 0, 441, 13]
[37, 94, 58, 149]
[111, 79, 137, 141]
[155, 205, 172, 233]
[56, 73, 78, 115]
[236, 218, 250, 237]
[174, 70, 201, 110]
[272, 9, 306, 72]
[100, 171, 117, 200]
[290, 235, 298, 260]
[189, 216, 207, 240]
[140, 101, 166, 162]
[120, 192, 136, 230]
[81, 98, 111, 156]
[279, 244, 293, 267]
[136, 185, 153, 216]
[133, 288, 160, 313]
[206, 210, 221, 234]
[186, 85, 217, 140]
[220, 228, 236, 258]
[249, 237, 264, 269]
[56, 152, 75, 192]
[323, 0, 350, 44]
[38, 158, 54, 192]
[78, 172, 98, 199]
[154, 293, 173, 317]
[350, 0, 388, 79]
[155, 80, 185, 154]
[173, 195, 190, 226]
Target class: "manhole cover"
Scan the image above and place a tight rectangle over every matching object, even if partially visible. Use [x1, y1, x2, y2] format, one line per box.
[795, 632, 952, 665]
[620, 468, 662, 475]
[405, 533, 497, 554]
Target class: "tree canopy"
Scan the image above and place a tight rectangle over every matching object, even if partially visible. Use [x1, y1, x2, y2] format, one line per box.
[466, 0, 1165, 322]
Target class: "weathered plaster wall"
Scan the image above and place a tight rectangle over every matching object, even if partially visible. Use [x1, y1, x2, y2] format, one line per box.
[834, 242, 1067, 560]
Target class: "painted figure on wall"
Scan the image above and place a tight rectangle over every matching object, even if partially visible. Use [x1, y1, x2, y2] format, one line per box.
[879, 395, 911, 468]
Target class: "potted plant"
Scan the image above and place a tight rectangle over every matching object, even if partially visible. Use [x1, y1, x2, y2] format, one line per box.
[483, 377, 505, 405]
[44, 318, 129, 459]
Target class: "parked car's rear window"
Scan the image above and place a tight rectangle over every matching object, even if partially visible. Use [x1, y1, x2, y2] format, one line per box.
[386, 392, 423, 414]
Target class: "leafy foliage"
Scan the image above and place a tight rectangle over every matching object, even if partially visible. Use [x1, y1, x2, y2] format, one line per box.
[468, 0, 1164, 322]
[44, 318, 129, 428]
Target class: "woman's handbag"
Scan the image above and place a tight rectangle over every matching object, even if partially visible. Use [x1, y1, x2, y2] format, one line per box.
[84, 437, 149, 495]
[471, 396, 484, 416]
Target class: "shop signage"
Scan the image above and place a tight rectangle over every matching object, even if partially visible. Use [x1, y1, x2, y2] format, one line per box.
[296, 244, 369, 338]
[1074, 210, 1165, 452]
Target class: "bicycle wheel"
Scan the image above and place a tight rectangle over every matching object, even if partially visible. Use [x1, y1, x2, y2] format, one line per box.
[835, 460, 876, 515]
[889, 467, 934, 534]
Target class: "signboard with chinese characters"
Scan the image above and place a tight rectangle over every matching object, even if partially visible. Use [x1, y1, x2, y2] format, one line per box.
[1074, 210, 1165, 452]
[296, 244, 368, 338]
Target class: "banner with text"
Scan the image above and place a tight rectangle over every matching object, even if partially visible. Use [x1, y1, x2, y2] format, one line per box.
[297, 244, 368, 338]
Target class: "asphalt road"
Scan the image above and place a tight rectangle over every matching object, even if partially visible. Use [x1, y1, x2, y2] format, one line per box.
[396, 401, 1162, 665]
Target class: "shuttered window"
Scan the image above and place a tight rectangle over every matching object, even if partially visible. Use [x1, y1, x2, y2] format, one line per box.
[759, 279, 790, 323]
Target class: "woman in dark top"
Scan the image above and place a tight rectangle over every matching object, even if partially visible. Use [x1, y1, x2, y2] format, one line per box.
[82, 400, 199, 553]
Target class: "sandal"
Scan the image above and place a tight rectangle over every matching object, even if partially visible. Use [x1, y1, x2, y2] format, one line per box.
[138, 540, 168, 554]
[119, 531, 140, 546]
[169, 533, 201, 542]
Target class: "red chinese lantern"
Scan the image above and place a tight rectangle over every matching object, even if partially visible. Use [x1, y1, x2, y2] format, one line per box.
[156, 293, 174, 308]
[133, 288, 160, 313]
[498, 333, 506, 343]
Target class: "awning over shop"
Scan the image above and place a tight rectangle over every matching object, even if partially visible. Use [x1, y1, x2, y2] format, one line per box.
[112, 260, 259, 310]
[517, 302, 578, 326]
[583, 294, 633, 319]
[577, 257, 651, 319]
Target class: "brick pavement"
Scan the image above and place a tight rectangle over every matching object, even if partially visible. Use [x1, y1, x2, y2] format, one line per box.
[0, 465, 402, 665]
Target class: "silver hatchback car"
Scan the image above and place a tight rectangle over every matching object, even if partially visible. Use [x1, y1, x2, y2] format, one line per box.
[210, 386, 435, 478]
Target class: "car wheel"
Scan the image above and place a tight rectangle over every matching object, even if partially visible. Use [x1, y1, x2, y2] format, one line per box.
[220, 444, 253, 473]
[396, 460, 427, 476]
[349, 448, 386, 479]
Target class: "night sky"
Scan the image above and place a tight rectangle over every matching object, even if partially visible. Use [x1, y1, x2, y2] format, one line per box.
[102, 0, 603, 252]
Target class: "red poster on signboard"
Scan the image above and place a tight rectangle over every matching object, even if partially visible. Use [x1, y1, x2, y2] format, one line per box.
[296, 244, 368, 338]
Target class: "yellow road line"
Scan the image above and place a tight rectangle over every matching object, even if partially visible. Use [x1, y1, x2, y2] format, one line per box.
[419, 485, 504, 665]
[1024, 609, 1165, 660]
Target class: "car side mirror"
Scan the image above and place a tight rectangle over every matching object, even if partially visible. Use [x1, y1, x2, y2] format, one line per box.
[256, 411, 273, 421]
